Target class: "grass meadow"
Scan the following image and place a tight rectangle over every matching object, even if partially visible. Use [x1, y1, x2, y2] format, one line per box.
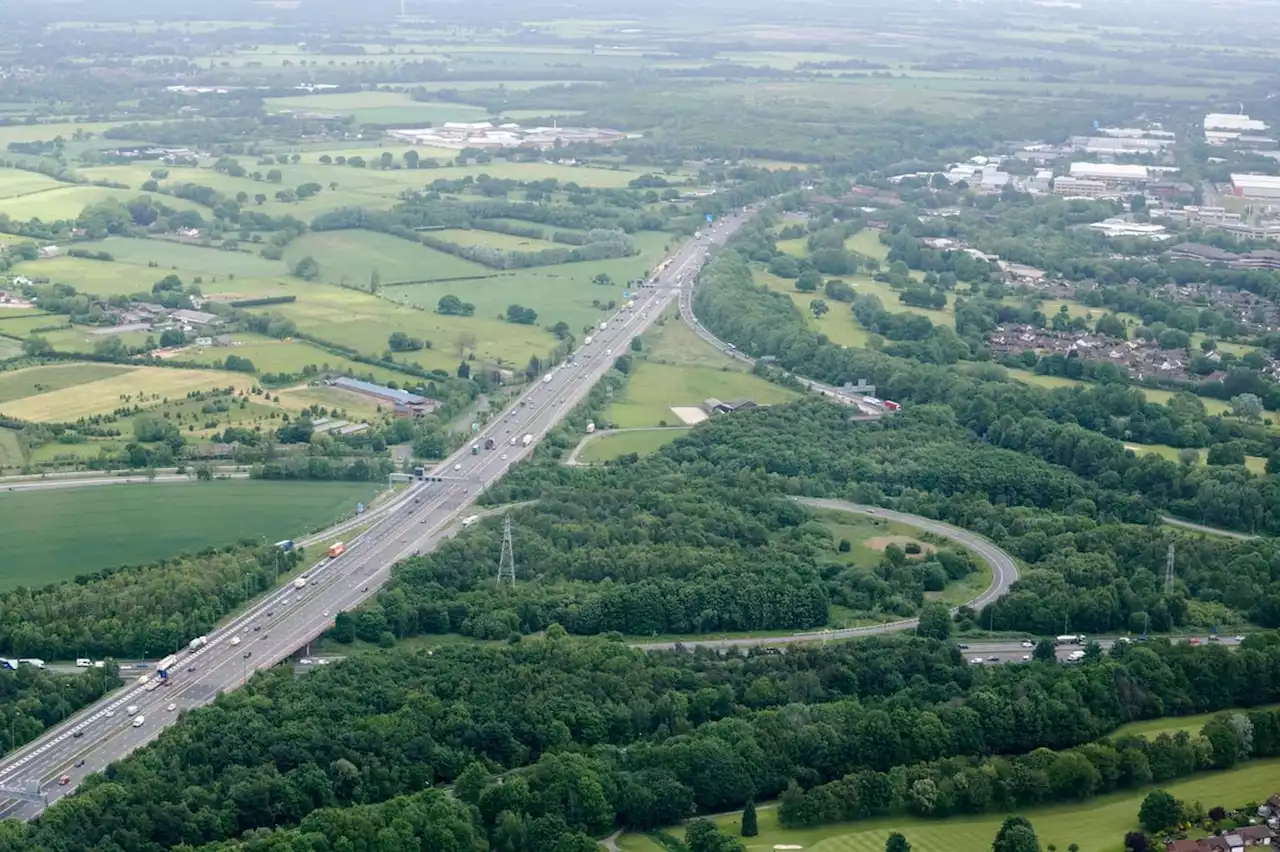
[0, 480, 381, 587]
[575, 428, 689, 462]
[619, 760, 1280, 852]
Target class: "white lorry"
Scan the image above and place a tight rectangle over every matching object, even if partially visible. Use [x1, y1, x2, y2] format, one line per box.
[462, 515, 480, 528]
[522, 434, 534, 447]
[188, 636, 208, 651]
[293, 576, 308, 590]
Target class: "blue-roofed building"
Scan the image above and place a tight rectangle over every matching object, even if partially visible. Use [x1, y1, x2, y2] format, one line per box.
[329, 377, 426, 406]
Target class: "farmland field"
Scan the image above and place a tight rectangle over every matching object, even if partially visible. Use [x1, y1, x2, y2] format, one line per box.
[752, 267, 872, 348]
[175, 334, 411, 384]
[619, 759, 1280, 852]
[0, 365, 255, 421]
[283, 230, 494, 285]
[0, 362, 131, 404]
[0, 168, 68, 199]
[0, 185, 206, 222]
[0, 427, 23, 468]
[0, 311, 68, 339]
[431, 228, 564, 252]
[0, 480, 382, 588]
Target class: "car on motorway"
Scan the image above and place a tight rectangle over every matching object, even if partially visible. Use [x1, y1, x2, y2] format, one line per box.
[75, 760, 84, 768]
[167, 703, 177, 712]
[987, 656, 999, 662]
[1236, 635, 1246, 641]
[957, 643, 969, 650]
[500, 453, 508, 460]
[454, 463, 462, 471]
[132, 716, 145, 728]
[230, 636, 240, 646]
[260, 633, 268, 640]
[59, 775, 70, 786]
[1020, 641, 1034, 648]
[323, 610, 329, 617]
[242, 651, 252, 659]
[104, 709, 114, 718]
[73, 730, 83, 739]
[969, 657, 983, 664]
[1022, 655, 1031, 661]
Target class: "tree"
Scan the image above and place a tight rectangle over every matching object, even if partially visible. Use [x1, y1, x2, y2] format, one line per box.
[887, 833, 911, 852]
[1125, 832, 1150, 852]
[292, 256, 321, 281]
[22, 335, 52, 356]
[159, 328, 185, 348]
[614, 354, 633, 375]
[254, 193, 267, 206]
[1130, 195, 1147, 213]
[454, 332, 478, 355]
[810, 299, 829, 318]
[1139, 790, 1183, 832]
[687, 819, 745, 852]
[796, 269, 823, 292]
[404, 149, 420, 168]
[506, 304, 538, 325]
[993, 816, 1041, 852]
[1034, 638, 1057, 662]
[438, 294, 476, 316]
[1230, 393, 1264, 422]
[916, 602, 951, 640]
[741, 801, 758, 837]
[592, 273, 614, 287]
[369, 268, 381, 294]
[457, 361, 471, 379]
[388, 332, 424, 352]
[630, 337, 642, 352]
[266, 169, 283, 183]
[454, 762, 490, 806]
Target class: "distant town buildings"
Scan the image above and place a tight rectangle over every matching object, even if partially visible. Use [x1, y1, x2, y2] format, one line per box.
[1205, 113, 1276, 149]
[386, 121, 626, 150]
[1230, 174, 1280, 200]
[1168, 242, 1280, 270]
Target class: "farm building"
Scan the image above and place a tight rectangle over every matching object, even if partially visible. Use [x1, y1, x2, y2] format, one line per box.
[701, 398, 759, 415]
[329, 377, 426, 406]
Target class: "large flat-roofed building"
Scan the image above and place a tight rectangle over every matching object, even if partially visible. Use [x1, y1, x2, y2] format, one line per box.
[1231, 173, 1280, 200]
[1168, 242, 1280, 270]
[1068, 162, 1150, 184]
[1052, 176, 1112, 198]
[328, 377, 426, 406]
[1068, 135, 1173, 154]
[1206, 113, 1269, 132]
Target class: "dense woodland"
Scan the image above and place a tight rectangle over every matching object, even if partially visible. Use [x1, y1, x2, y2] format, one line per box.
[5, 633, 1280, 851]
[0, 666, 121, 754]
[0, 544, 303, 659]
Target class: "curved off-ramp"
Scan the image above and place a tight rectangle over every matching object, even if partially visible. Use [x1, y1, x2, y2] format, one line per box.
[636, 497, 1020, 651]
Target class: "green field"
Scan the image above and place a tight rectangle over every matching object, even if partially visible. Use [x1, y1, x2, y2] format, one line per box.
[576, 428, 689, 462]
[0, 362, 131, 404]
[0, 168, 67, 199]
[619, 760, 1280, 852]
[176, 334, 411, 384]
[753, 267, 871, 348]
[0, 364, 255, 421]
[0, 427, 23, 468]
[605, 362, 798, 427]
[0, 311, 71, 338]
[282, 230, 494, 285]
[0, 185, 206, 222]
[1110, 704, 1280, 740]
[433, 228, 564, 252]
[0, 480, 381, 588]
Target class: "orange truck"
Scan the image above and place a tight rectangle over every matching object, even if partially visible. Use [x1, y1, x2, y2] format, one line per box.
[327, 542, 346, 558]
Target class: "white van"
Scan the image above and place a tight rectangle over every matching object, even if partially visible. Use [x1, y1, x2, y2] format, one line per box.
[132, 716, 145, 728]
[230, 636, 241, 646]
[126, 705, 139, 716]
[75, 658, 91, 668]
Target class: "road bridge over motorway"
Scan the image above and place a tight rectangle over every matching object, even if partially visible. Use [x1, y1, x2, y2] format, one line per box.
[0, 207, 761, 820]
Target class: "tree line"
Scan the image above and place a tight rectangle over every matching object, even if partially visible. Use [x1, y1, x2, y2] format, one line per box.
[6, 631, 1280, 851]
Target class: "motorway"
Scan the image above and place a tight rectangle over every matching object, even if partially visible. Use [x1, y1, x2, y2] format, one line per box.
[0, 209, 759, 818]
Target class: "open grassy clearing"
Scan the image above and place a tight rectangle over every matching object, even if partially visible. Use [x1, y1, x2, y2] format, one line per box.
[0, 480, 381, 588]
[89, 236, 287, 278]
[1122, 439, 1267, 475]
[576, 428, 689, 462]
[620, 759, 1280, 852]
[640, 309, 759, 370]
[0, 365, 255, 422]
[752, 266, 872, 349]
[0, 122, 120, 147]
[605, 362, 798, 428]
[38, 327, 156, 355]
[1111, 704, 1280, 741]
[0, 337, 21, 359]
[275, 385, 386, 420]
[282, 230, 494, 285]
[814, 507, 994, 607]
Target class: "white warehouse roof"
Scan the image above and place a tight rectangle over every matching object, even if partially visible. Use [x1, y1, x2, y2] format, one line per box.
[1069, 162, 1150, 181]
[1206, 113, 1268, 132]
[1231, 174, 1280, 190]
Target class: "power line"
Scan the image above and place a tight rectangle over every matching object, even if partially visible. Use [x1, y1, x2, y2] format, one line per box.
[497, 514, 515, 587]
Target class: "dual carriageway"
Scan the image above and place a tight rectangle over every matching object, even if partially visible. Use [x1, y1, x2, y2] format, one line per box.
[0, 208, 756, 818]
